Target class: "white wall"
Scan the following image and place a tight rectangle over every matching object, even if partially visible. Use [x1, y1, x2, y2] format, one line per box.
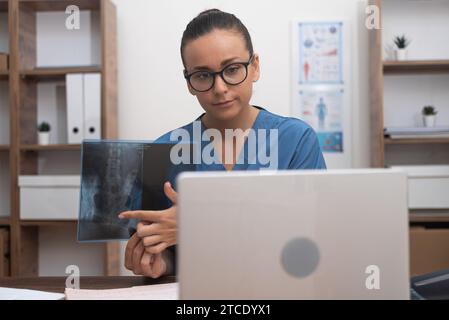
[112, 0, 371, 169]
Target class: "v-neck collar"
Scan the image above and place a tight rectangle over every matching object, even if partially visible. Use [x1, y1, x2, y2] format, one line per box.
[195, 106, 266, 171]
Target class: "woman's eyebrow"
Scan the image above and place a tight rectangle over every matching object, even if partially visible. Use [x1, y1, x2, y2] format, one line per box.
[192, 57, 241, 71]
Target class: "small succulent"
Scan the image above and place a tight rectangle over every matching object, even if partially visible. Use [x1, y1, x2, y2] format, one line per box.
[38, 121, 51, 132]
[422, 105, 437, 116]
[394, 35, 411, 49]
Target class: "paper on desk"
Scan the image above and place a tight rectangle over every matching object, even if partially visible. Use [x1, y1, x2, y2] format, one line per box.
[0, 287, 65, 300]
[65, 282, 179, 300]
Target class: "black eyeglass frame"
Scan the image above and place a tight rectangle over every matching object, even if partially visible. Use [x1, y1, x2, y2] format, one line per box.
[183, 54, 255, 92]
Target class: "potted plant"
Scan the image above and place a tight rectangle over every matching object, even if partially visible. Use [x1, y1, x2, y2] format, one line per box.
[422, 106, 437, 128]
[38, 121, 51, 145]
[393, 35, 411, 61]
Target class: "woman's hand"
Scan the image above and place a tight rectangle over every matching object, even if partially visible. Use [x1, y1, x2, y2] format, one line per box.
[124, 232, 167, 278]
[119, 181, 177, 255]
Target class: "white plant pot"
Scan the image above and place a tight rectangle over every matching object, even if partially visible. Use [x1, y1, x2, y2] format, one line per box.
[395, 49, 407, 61]
[423, 115, 436, 128]
[38, 132, 50, 145]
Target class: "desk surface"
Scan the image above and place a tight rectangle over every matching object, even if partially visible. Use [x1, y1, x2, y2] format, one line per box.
[0, 276, 177, 293]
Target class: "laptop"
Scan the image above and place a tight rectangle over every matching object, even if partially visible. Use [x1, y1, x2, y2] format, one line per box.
[177, 169, 410, 299]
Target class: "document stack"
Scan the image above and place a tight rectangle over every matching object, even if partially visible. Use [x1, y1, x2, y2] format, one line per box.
[384, 127, 449, 139]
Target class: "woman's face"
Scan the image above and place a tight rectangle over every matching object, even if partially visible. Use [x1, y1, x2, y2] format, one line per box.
[183, 29, 260, 122]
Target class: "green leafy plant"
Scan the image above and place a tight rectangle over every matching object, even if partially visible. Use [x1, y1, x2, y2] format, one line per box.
[393, 35, 411, 49]
[422, 105, 437, 116]
[38, 121, 51, 132]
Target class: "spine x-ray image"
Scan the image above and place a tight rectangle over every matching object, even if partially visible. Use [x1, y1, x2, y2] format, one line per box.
[77, 141, 194, 242]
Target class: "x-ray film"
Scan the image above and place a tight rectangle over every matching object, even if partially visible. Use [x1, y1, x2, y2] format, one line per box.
[77, 141, 194, 242]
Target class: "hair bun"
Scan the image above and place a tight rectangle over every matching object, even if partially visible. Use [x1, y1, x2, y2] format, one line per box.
[198, 9, 222, 17]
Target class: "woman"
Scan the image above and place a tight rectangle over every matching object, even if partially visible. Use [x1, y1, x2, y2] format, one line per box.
[119, 9, 326, 278]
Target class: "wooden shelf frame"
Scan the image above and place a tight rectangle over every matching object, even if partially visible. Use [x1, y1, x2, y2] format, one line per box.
[20, 220, 77, 227]
[20, 66, 101, 81]
[410, 213, 449, 224]
[5, 0, 119, 277]
[369, 0, 449, 167]
[0, 71, 8, 80]
[0, 217, 10, 226]
[19, 0, 100, 12]
[0, 0, 7, 12]
[20, 144, 81, 151]
[384, 138, 449, 145]
[384, 60, 449, 74]
[370, 0, 449, 231]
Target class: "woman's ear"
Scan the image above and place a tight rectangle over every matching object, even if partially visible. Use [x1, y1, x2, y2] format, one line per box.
[250, 54, 260, 83]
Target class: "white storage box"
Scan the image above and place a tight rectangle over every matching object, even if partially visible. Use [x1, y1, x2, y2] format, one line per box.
[19, 175, 80, 220]
[391, 166, 449, 209]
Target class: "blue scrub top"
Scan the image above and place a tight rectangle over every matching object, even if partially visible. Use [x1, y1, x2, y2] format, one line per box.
[155, 106, 326, 175]
[155, 106, 326, 274]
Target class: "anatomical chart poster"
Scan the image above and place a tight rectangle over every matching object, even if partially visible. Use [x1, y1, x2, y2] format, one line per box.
[292, 20, 350, 159]
[298, 89, 344, 153]
[298, 22, 343, 84]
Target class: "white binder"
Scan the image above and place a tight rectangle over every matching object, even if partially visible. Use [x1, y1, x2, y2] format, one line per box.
[66, 74, 84, 144]
[83, 73, 102, 139]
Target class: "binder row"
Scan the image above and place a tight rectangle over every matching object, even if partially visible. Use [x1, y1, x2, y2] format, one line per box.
[66, 73, 102, 143]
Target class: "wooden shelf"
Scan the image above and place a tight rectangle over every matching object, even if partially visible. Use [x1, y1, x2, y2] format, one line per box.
[384, 137, 449, 145]
[20, 66, 101, 81]
[0, 0, 7, 12]
[20, 144, 81, 151]
[0, 145, 9, 151]
[0, 217, 10, 226]
[19, 0, 100, 11]
[4, 0, 118, 277]
[383, 60, 449, 74]
[20, 220, 77, 227]
[0, 70, 8, 80]
[410, 213, 449, 223]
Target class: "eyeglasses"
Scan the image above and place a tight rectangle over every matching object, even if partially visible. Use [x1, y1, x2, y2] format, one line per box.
[184, 54, 254, 92]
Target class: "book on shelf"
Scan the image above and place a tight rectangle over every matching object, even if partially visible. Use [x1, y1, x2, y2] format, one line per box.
[384, 127, 449, 139]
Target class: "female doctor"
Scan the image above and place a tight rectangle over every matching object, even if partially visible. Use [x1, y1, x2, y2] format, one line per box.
[118, 9, 326, 278]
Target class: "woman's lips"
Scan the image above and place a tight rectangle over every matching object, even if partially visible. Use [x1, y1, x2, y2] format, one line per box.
[213, 99, 235, 108]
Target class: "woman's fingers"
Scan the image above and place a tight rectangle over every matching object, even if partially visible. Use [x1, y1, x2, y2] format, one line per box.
[140, 252, 166, 278]
[144, 241, 168, 255]
[164, 181, 178, 204]
[118, 210, 161, 222]
[136, 223, 158, 238]
[152, 253, 166, 277]
[132, 241, 145, 275]
[140, 252, 153, 277]
[124, 233, 140, 270]
[142, 234, 163, 247]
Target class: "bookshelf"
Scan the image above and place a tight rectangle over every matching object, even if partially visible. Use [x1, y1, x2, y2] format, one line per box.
[1, 0, 119, 277]
[369, 0, 449, 167]
[0, 0, 9, 277]
[369, 0, 449, 275]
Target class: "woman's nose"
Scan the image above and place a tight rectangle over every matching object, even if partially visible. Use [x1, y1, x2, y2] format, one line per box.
[212, 74, 229, 94]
